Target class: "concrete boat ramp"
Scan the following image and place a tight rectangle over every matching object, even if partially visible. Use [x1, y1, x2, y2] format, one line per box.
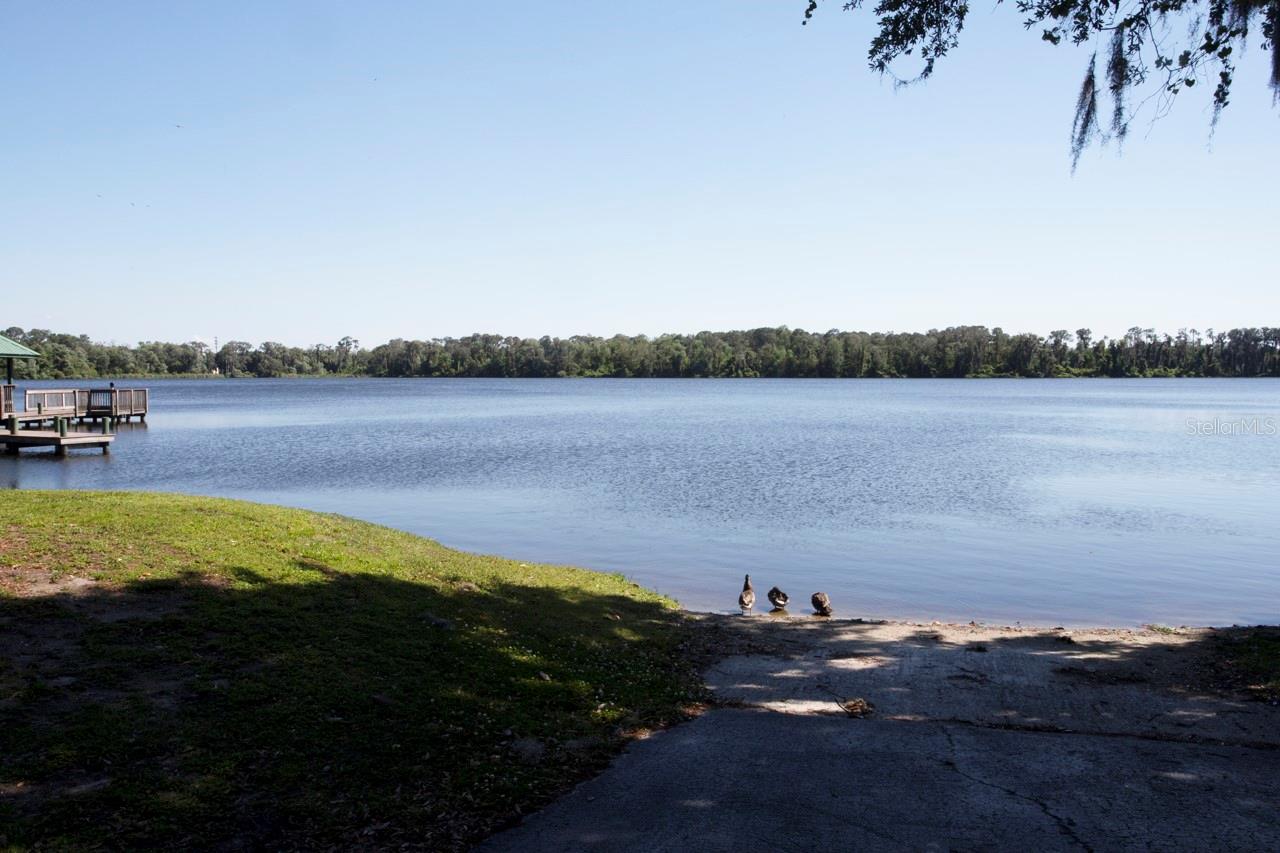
[484, 616, 1280, 852]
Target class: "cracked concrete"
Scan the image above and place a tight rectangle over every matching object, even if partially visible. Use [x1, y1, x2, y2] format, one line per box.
[482, 617, 1280, 852]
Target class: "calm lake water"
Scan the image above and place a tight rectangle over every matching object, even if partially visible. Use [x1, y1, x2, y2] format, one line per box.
[4, 378, 1278, 626]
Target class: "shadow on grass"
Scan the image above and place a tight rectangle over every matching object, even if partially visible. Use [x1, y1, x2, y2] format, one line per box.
[0, 569, 700, 850]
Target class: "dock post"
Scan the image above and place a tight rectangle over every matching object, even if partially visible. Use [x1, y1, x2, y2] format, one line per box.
[101, 417, 113, 436]
[57, 417, 67, 437]
[7, 415, 15, 435]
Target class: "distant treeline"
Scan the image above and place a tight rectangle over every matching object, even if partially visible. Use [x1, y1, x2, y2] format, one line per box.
[5, 326, 1280, 380]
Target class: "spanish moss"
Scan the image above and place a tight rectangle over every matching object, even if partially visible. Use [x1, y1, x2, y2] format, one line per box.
[1071, 55, 1099, 171]
[1268, 0, 1280, 100]
[1107, 26, 1130, 141]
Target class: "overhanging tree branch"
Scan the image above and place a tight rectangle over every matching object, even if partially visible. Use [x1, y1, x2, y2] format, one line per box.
[804, 0, 1278, 165]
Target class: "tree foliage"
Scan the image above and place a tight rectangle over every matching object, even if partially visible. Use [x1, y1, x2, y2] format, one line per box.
[5, 325, 1280, 380]
[803, 0, 1280, 167]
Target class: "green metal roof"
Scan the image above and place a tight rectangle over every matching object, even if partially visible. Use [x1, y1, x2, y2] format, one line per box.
[0, 333, 40, 359]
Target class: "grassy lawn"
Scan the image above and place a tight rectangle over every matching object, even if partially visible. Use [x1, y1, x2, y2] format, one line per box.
[0, 492, 702, 850]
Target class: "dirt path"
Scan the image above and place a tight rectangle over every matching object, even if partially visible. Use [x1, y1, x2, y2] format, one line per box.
[483, 615, 1280, 852]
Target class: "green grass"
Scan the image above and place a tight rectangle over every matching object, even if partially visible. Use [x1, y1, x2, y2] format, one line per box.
[0, 492, 702, 850]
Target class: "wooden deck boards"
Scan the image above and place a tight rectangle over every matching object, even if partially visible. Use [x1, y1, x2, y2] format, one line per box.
[2, 430, 113, 454]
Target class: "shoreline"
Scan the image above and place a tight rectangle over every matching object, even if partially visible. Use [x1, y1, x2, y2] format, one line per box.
[16, 374, 1280, 382]
[681, 607, 1247, 634]
[680, 604, 1259, 630]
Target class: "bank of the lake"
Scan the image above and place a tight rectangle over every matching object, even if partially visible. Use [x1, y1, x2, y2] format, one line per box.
[0, 492, 702, 851]
[3, 492, 1277, 850]
[7, 377, 1280, 627]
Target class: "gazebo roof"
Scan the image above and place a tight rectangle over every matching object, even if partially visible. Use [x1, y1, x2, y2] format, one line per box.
[0, 334, 40, 359]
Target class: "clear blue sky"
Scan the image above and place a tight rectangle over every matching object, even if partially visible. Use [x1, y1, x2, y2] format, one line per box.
[2, 2, 1276, 347]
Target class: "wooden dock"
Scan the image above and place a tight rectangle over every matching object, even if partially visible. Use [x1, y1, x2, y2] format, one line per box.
[1, 386, 145, 455]
[2, 429, 114, 455]
[3, 338, 149, 453]
[3, 387, 148, 428]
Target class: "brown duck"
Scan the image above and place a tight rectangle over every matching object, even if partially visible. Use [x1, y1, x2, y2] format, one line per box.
[811, 591, 833, 617]
[738, 574, 755, 613]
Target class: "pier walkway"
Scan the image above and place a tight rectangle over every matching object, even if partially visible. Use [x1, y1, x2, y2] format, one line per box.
[2, 387, 143, 454]
[6, 387, 148, 426]
[2, 428, 114, 455]
[1, 335, 146, 454]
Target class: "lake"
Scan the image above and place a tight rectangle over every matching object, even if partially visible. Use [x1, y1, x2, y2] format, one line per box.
[4, 378, 1277, 626]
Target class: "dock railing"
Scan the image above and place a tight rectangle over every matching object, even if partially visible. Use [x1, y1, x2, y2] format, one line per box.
[1, 385, 12, 416]
[16, 387, 148, 422]
[24, 389, 81, 417]
[87, 388, 149, 419]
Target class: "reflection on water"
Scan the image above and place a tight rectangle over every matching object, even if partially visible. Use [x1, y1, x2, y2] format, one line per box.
[3, 377, 1278, 626]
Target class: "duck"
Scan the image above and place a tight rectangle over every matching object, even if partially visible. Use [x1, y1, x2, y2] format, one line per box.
[811, 591, 833, 617]
[767, 586, 789, 610]
[738, 574, 755, 613]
